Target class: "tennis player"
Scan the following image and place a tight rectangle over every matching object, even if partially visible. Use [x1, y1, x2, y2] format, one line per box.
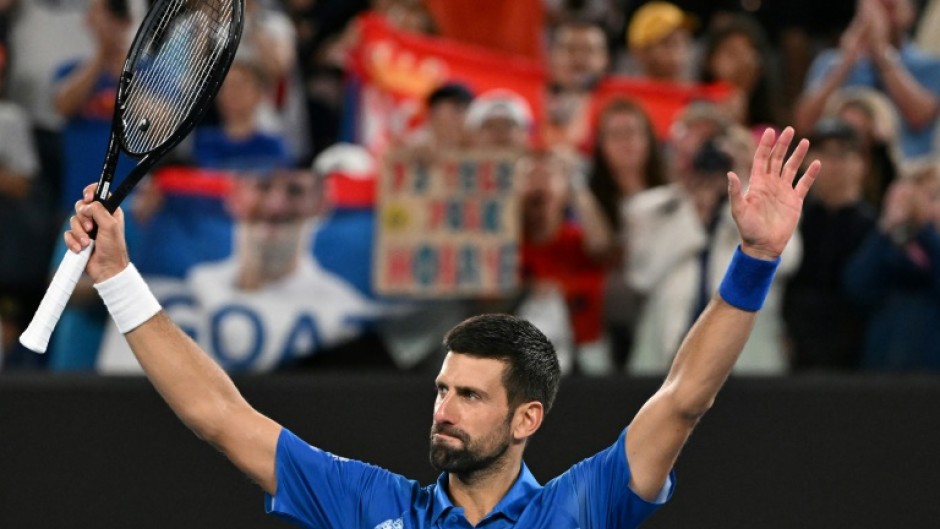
[65, 126, 818, 528]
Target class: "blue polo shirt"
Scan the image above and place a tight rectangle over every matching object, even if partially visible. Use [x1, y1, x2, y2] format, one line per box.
[265, 427, 674, 528]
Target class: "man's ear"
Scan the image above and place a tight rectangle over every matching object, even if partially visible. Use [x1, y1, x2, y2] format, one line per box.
[512, 401, 544, 442]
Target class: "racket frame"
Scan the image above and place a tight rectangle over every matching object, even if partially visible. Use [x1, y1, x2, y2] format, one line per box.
[96, 0, 245, 212]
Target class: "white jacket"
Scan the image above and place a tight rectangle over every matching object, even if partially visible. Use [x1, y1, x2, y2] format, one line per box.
[624, 184, 801, 375]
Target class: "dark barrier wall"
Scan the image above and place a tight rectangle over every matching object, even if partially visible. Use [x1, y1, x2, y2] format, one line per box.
[2, 374, 940, 529]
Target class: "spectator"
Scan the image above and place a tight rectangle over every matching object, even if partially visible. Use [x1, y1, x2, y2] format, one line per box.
[782, 118, 878, 370]
[57, 58, 293, 371]
[7, 0, 106, 211]
[824, 87, 901, 207]
[626, 105, 801, 374]
[401, 82, 473, 155]
[285, 0, 369, 71]
[699, 14, 783, 130]
[465, 88, 533, 151]
[794, 0, 940, 159]
[543, 19, 609, 150]
[51, 0, 133, 212]
[844, 161, 940, 371]
[237, 0, 310, 161]
[625, 1, 694, 83]
[0, 43, 32, 203]
[665, 100, 732, 178]
[587, 97, 667, 368]
[193, 60, 291, 171]
[517, 148, 614, 375]
[131, 57, 290, 277]
[0, 38, 42, 367]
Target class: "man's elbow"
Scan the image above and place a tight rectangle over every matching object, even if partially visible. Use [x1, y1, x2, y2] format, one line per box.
[178, 400, 238, 446]
[665, 383, 715, 423]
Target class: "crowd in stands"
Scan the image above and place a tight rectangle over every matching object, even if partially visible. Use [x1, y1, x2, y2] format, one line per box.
[2, 0, 940, 376]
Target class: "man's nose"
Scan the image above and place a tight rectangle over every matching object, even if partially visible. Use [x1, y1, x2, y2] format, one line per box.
[433, 393, 457, 425]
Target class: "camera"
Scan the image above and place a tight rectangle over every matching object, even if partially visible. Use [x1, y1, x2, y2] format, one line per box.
[692, 137, 734, 175]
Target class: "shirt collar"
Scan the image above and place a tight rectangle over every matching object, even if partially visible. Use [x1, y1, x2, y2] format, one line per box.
[430, 462, 542, 525]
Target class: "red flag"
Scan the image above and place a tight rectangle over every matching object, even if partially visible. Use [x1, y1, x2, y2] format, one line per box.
[424, 0, 545, 61]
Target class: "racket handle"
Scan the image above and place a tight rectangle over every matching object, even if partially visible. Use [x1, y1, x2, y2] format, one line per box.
[19, 242, 94, 353]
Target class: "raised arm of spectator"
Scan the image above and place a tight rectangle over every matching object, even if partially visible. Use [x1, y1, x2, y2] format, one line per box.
[867, 11, 940, 130]
[65, 184, 282, 495]
[568, 160, 615, 257]
[624, 127, 819, 500]
[52, 56, 109, 118]
[794, 16, 867, 132]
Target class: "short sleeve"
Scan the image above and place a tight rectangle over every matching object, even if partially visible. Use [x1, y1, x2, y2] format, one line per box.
[545, 428, 675, 529]
[265, 428, 418, 529]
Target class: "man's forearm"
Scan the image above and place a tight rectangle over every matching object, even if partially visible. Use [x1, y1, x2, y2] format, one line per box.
[626, 295, 758, 500]
[124, 312, 252, 443]
[661, 297, 757, 418]
[123, 311, 280, 493]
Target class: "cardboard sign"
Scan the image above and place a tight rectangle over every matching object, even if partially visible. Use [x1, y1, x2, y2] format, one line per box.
[375, 151, 520, 297]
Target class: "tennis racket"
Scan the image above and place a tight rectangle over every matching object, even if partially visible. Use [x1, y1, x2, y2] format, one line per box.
[20, 0, 244, 353]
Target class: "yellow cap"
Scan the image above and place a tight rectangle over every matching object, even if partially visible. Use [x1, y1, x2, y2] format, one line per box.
[627, 1, 693, 49]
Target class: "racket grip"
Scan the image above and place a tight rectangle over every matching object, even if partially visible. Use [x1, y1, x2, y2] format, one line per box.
[19, 242, 94, 353]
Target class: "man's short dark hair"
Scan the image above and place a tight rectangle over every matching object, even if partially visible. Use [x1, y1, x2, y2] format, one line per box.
[443, 314, 561, 414]
[426, 82, 474, 109]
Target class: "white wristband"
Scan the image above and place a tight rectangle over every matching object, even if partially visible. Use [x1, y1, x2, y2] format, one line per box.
[93, 263, 162, 334]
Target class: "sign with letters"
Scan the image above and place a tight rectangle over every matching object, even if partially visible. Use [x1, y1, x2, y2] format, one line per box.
[374, 151, 520, 297]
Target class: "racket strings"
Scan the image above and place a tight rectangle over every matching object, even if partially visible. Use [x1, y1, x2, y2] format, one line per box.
[122, 0, 235, 155]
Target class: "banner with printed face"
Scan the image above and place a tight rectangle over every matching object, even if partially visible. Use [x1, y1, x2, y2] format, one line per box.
[374, 151, 520, 297]
[79, 166, 386, 374]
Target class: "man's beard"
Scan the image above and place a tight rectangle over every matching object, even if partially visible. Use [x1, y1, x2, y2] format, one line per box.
[429, 421, 512, 477]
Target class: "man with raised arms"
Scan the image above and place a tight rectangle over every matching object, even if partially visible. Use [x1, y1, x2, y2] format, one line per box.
[62, 127, 818, 528]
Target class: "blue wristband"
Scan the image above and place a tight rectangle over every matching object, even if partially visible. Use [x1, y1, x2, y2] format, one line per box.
[718, 246, 780, 312]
